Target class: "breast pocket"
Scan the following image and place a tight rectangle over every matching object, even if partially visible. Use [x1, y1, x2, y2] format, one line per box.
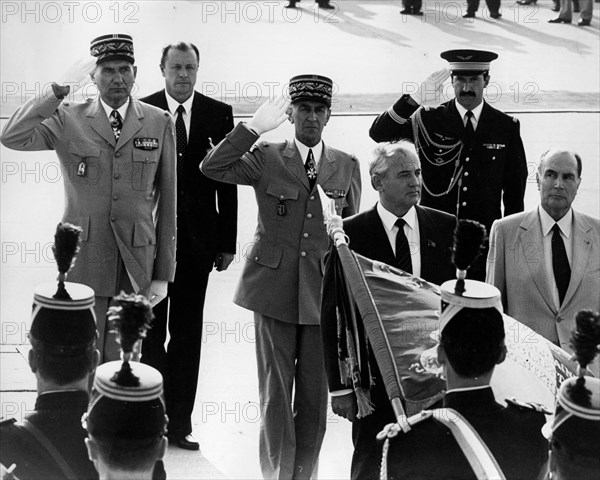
[266, 183, 299, 217]
[67, 142, 102, 185]
[130, 150, 159, 191]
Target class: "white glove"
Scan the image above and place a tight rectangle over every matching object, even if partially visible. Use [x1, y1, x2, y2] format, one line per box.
[55, 56, 97, 93]
[247, 95, 291, 135]
[411, 68, 451, 106]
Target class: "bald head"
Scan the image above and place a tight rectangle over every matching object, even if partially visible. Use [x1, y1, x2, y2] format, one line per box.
[537, 149, 582, 221]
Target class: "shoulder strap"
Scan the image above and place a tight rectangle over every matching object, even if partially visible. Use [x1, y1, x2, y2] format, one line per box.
[21, 419, 78, 480]
[432, 408, 506, 480]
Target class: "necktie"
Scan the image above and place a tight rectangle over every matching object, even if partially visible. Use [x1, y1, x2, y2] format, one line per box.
[394, 218, 413, 274]
[109, 110, 123, 140]
[552, 224, 571, 305]
[304, 148, 317, 190]
[463, 110, 474, 146]
[175, 105, 187, 177]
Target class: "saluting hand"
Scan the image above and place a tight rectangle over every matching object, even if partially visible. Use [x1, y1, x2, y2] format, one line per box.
[413, 68, 451, 106]
[247, 95, 291, 135]
[53, 56, 97, 98]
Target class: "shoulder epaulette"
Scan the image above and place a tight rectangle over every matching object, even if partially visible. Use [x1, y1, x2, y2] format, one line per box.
[0, 417, 17, 427]
[506, 397, 551, 414]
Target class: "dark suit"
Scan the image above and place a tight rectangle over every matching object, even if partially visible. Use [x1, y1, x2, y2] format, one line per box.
[0, 391, 97, 480]
[321, 204, 456, 480]
[140, 90, 237, 438]
[384, 388, 548, 480]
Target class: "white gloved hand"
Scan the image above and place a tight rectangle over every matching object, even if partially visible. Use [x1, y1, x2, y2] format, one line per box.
[247, 95, 291, 135]
[55, 56, 97, 93]
[411, 68, 451, 106]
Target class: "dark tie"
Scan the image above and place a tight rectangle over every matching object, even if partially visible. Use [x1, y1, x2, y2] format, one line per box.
[552, 224, 571, 305]
[109, 110, 123, 140]
[463, 110, 475, 146]
[175, 105, 187, 177]
[394, 218, 413, 274]
[304, 148, 317, 190]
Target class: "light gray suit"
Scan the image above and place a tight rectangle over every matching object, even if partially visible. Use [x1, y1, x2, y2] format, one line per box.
[486, 208, 600, 353]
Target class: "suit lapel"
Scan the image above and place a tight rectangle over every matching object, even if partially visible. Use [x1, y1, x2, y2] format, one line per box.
[87, 100, 116, 148]
[283, 141, 310, 189]
[361, 206, 396, 266]
[318, 143, 338, 186]
[188, 92, 210, 150]
[416, 206, 441, 279]
[116, 99, 143, 151]
[519, 211, 556, 313]
[562, 212, 593, 308]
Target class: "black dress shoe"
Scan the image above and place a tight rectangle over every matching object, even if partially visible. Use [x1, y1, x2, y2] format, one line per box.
[490, 11, 502, 18]
[400, 8, 413, 13]
[548, 17, 571, 22]
[463, 12, 476, 17]
[170, 434, 200, 451]
[413, 10, 424, 15]
[516, 0, 536, 5]
[577, 18, 591, 25]
[318, 2, 335, 8]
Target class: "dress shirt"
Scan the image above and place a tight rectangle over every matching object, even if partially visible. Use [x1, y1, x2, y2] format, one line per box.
[455, 100, 484, 130]
[99, 97, 129, 122]
[539, 206, 574, 310]
[377, 203, 421, 278]
[294, 138, 323, 170]
[166, 93, 194, 142]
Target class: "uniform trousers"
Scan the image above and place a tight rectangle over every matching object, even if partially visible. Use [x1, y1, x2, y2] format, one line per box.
[93, 258, 134, 363]
[255, 313, 328, 480]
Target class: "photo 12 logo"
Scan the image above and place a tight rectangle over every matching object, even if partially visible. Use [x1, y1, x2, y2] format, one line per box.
[1, 1, 140, 24]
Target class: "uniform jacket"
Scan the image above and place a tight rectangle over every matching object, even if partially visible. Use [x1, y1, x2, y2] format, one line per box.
[486, 208, 600, 352]
[0, 95, 176, 296]
[201, 122, 361, 324]
[140, 90, 237, 268]
[369, 97, 527, 233]
[384, 387, 548, 480]
[0, 391, 97, 480]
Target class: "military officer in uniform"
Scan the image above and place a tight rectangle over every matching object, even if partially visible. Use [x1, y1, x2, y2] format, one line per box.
[0, 224, 100, 480]
[83, 293, 168, 480]
[201, 75, 361, 480]
[378, 229, 548, 479]
[1, 34, 177, 362]
[369, 50, 527, 279]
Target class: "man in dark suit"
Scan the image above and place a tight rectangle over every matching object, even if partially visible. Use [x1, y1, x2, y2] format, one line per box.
[369, 50, 527, 279]
[321, 141, 456, 480]
[140, 42, 237, 451]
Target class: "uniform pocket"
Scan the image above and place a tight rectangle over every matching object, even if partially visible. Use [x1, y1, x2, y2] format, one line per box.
[133, 220, 157, 247]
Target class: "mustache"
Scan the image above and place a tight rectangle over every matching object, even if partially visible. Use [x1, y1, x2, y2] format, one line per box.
[460, 91, 477, 97]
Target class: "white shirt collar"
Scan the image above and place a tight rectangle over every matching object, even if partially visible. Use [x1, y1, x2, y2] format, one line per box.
[99, 97, 129, 121]
[539, 205, 573, 238]
[377, 203, 417, 232]
[165, 92, 194, 117]
[455, 99, 484, 125]
[294, 138, 324, 166]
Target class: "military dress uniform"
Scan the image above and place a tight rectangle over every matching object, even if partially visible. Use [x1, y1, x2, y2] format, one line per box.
[201, 74, 361, 480]
[369, 51, 527, 238]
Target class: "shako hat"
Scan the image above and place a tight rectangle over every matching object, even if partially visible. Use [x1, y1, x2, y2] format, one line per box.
[440, 49, 498, 75]
[289, 74, 333, 107]
[83, 292, 166, 441]
[439, 220, 502, 332]
[30, 223, 96, 355]
[90, 33, 135, 64]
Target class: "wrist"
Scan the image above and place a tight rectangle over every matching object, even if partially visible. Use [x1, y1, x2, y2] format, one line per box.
[245, 122, 262, 137]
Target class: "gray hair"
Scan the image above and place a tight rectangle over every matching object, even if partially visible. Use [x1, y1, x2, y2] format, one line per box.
[369, 141, 419, 189]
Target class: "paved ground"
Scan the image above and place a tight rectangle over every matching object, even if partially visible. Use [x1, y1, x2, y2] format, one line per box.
[1, 1, 598, 479]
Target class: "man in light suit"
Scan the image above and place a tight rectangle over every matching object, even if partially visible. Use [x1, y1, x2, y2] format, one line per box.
[140, 42, 237, 451]
[486, 149, 600, 356]
[321, 142, 456, 480]
[0, 34, 177, 361]
[201, 75, 361, 480]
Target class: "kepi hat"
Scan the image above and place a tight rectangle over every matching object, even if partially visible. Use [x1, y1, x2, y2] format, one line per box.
[90, 33, 135, 64]
[289, 74, 333, 107]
